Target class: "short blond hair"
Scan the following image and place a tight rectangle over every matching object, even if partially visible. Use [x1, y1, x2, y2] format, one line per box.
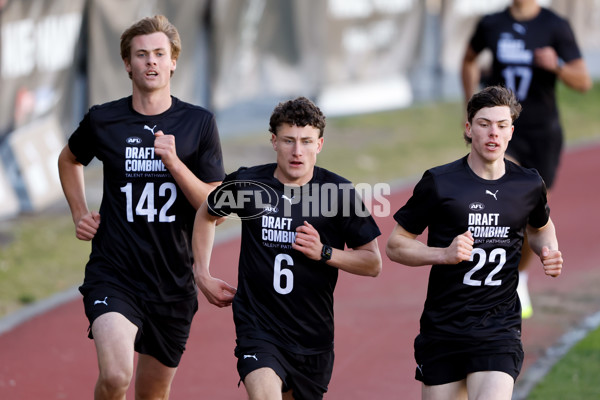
[120, 15, 181, 62]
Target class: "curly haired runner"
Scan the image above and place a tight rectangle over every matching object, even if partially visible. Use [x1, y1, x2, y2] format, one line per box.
[192, 97, 382, 400]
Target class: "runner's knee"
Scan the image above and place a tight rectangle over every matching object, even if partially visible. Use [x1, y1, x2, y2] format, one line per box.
[97, 366, 133, 396]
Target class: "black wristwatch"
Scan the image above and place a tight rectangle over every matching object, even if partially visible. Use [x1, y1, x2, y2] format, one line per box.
[320, 244, 332, 262]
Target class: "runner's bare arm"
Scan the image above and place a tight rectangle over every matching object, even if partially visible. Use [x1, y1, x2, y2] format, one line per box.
[386, 224, 473, 267]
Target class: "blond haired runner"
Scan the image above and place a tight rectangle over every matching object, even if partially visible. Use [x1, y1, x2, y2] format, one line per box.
[58, 15, 224, 399]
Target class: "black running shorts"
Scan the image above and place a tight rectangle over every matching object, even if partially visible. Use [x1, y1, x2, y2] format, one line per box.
[235, 336, 334, 400]
[81, 284, 198, 368]
[413, 334, 524, 386]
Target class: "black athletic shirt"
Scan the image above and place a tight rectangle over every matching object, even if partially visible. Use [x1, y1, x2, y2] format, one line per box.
[469, 7, 582, 130]
[393, 156, 549, 341]
[69, 96, 225, 302]
[206, 164, 381, 354]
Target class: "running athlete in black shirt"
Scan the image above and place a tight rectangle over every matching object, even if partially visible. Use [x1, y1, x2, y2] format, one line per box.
[462, 0, 590, 318]
[57, 15, 225, 399]
[386, 86, 562, 400]
[192, 97, 382, 400]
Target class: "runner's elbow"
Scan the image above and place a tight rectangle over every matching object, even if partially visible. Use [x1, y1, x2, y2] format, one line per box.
[369, 259, 382, 277]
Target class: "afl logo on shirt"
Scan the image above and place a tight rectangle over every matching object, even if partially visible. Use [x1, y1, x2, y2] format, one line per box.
[126, 136, 143, 145]
[469, 202, 485, 211]
[209, 180, 280, 220]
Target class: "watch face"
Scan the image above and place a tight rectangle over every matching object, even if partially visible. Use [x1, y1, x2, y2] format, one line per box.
[322, 245, 332, 260]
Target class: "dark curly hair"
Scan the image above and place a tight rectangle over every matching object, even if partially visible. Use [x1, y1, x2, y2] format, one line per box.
[268, 97, 326, 137]
[464, 85, 522, 144]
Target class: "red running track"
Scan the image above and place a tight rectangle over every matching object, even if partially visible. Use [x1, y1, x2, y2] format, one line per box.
[1, 143, 599, 399]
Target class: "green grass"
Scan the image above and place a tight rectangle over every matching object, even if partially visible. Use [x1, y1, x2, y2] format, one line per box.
[528, 323, 600, 399]
[0, 214, 91, 316]
[556, 82, 600, 143]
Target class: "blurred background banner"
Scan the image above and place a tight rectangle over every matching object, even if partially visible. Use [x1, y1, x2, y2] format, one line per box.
[0, 161, 19, 220]
[208, 0, 317, 133]
[317, 0, 422, 116]
[7, 115, 64, 211]
[211, 0, 423, 118]
[0, 0, 85, 214]
[0, 0, 84, 138]
[211, 0, 315, 111]
[0, 0, 599, 218]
